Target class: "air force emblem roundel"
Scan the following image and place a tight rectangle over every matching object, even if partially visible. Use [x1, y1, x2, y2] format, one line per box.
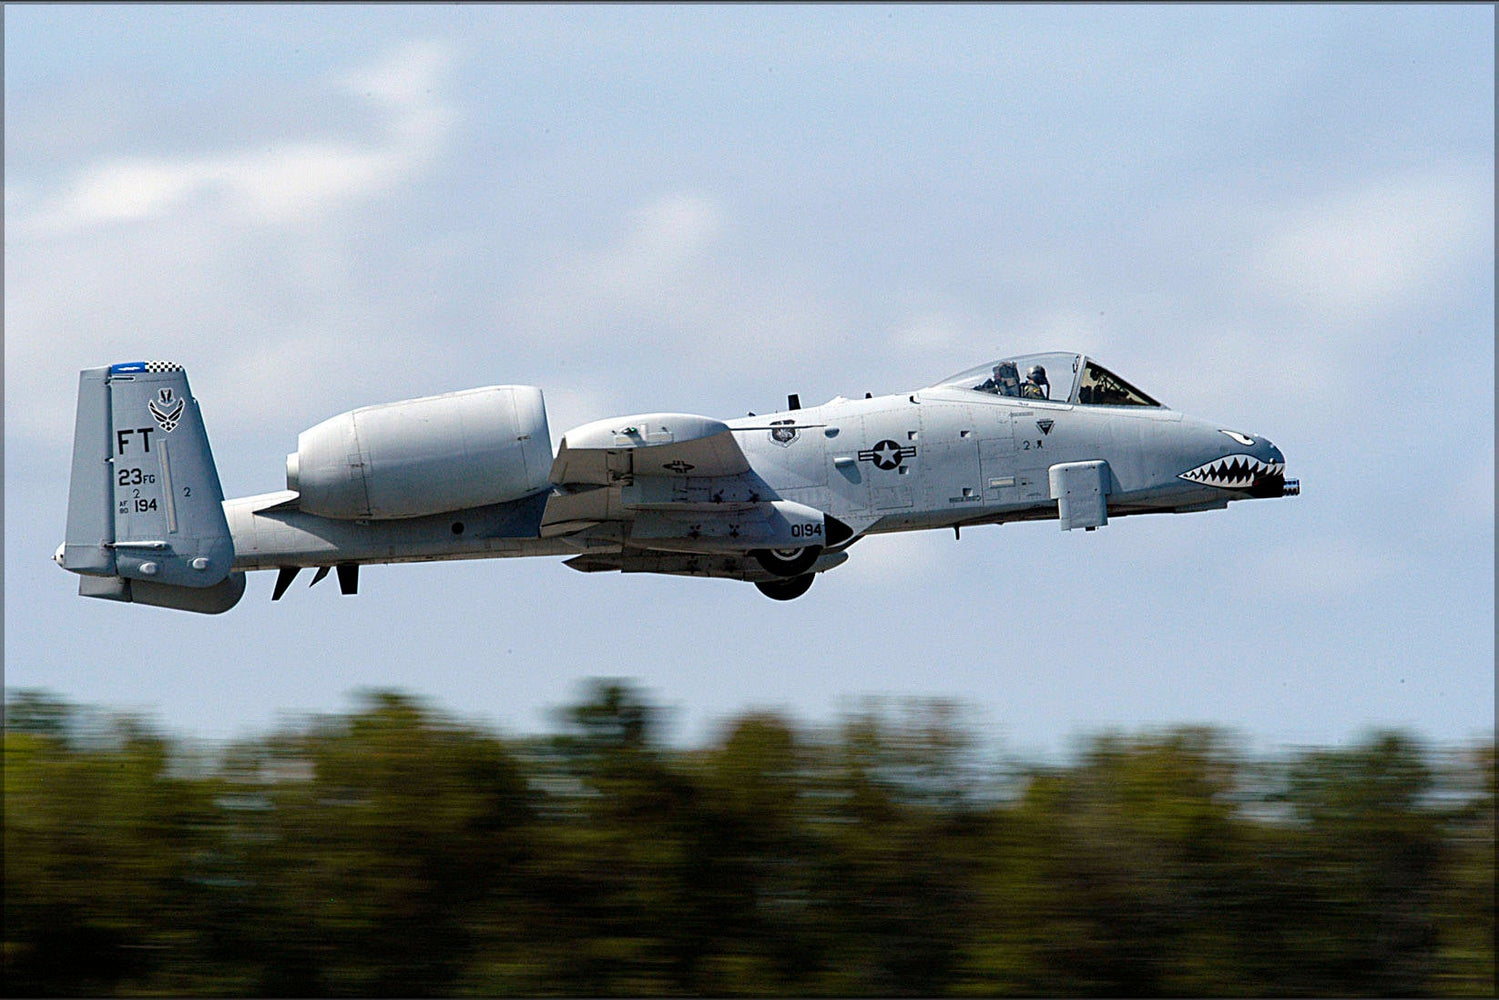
[147, 387, 185, 433]
[858, 439, 916, 470]
[768, 419, 798, 447]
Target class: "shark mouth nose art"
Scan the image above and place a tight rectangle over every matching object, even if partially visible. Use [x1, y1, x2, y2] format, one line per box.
[1179, 455, 1285, 491]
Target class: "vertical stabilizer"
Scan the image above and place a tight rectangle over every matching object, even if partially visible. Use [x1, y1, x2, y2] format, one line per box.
[58, 361, 242, 613]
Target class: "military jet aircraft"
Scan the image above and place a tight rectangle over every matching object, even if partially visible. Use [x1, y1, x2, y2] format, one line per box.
[55, 352, 1297, 612]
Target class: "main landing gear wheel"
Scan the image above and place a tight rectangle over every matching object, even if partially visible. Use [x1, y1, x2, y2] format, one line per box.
[755, 574, 815, 601]
[752, 545, 823, 578]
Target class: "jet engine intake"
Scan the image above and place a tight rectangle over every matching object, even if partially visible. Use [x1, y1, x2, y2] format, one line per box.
[287, 385, 552, 520]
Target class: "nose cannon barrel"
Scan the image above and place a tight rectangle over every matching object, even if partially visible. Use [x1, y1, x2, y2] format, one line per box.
[1243, 435, 1294, 499]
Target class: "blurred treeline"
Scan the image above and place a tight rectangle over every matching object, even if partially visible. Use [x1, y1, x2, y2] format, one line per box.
[4, 684, 1494, 998]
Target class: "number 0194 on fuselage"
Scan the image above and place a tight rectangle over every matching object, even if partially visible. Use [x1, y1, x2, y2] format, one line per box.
[55, 352, 1297, 611]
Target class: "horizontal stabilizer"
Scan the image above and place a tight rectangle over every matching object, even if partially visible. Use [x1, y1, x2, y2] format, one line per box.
[79, 571, 246, 614]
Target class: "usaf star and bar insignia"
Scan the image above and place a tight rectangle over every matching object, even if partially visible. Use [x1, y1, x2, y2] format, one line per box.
[858, 439, 917, 470]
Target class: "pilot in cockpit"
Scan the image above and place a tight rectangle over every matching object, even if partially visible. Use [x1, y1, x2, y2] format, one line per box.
[978, 362, 1022, 396]
[1021, 365, 1049, 399]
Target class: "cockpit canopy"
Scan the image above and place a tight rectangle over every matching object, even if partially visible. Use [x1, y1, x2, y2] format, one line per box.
[935, 352, 1163, 408]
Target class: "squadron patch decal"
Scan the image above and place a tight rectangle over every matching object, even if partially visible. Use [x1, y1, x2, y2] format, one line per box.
[858, 439, 916, 470]
[768, 419, 799, 446]
[147, 388, 185, 433]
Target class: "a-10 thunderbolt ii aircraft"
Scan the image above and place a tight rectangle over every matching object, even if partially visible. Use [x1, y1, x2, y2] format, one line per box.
[55, 352, 1298, 612]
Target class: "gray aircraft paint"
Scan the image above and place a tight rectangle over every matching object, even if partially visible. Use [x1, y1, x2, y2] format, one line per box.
[57, 363, 244, 612]
[57, 352, 1295, 611]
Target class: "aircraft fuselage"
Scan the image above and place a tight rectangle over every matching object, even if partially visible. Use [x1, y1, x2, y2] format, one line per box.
[224, 386, 1286, 571]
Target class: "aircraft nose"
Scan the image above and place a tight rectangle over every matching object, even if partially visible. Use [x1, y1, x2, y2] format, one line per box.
[1244, 435, 1296, 498]
[1267, 440, 1299, 496]
[1178, 425, 1297, 498]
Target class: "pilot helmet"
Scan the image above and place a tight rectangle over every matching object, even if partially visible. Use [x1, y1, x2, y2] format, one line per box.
[1027, 365, 1048, 384]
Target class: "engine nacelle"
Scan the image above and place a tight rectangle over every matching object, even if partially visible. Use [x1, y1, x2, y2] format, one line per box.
[287, 385, 552, 520]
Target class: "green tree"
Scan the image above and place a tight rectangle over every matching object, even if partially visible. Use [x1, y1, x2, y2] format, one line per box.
[203, 690, 538, 996]
[962, 727, 1246, 996]
[5, 688, 1492, 997]
[4, 713, 219, 995]
[1429, 742, 1495, 997]
[790, 704, 990, 996]
[505, 679, 727, 995]
[1274, 731, 1446, 995]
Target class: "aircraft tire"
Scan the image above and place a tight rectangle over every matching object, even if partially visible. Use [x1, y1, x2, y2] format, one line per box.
[755, 574, 815, 601]
[752, 545, 822, 578]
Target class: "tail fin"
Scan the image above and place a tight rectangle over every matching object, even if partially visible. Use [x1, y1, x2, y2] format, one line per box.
[57, 362, 243, 614]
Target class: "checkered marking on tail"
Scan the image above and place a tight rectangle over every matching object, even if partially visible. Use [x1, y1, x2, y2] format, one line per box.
[1179, 455, 1284, 490]
[110, 361, 183, 374]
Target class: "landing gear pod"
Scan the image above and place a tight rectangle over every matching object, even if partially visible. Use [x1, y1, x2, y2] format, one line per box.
[752, 546, 823, 577]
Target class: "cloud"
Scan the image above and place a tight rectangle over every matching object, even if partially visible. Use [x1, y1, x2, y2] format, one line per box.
[1114, 160, 1493, 432]
[4, 42, 459, 445]
[588, 193, 726, 306]
[18, 41, 455, 235]
[1243, 162, 1492, 329]
[497, 191, 738, 395]
[501, 191, 851, 404]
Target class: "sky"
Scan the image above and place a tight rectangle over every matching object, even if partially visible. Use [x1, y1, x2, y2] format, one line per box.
[5, 5, 1493, 758]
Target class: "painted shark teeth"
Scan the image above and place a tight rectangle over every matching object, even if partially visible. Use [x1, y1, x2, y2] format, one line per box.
[1178, 455, 1284, 490]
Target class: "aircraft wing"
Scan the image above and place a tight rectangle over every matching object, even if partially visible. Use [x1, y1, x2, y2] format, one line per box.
[540, 412, 837, 580]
